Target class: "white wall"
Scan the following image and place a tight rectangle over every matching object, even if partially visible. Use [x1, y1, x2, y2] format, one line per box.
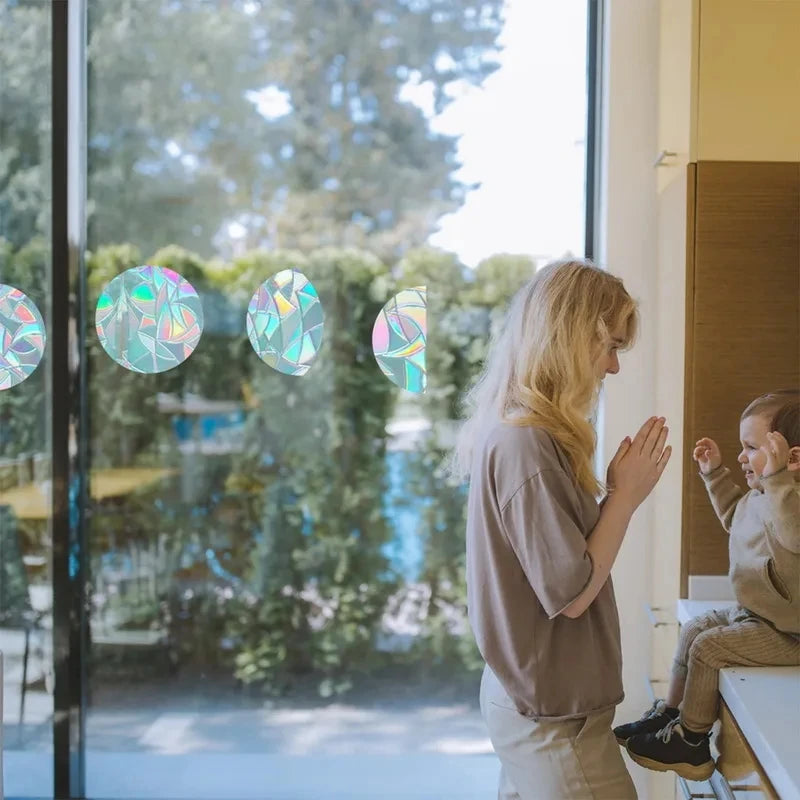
[597, 1, 666, 798]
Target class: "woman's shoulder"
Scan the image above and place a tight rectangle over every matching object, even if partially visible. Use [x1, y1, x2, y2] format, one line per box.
[486, 420, 556, 448]
[483, 420, 564, 477]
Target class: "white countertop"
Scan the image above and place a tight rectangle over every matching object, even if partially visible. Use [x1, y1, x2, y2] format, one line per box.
[676, 599, 737, 625]
[677, 600, 800, 800]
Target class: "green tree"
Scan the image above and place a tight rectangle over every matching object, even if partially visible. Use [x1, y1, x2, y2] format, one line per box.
[226, 248, 399, 695]
[2, 0, 503, 259]
[0, 0, 51, 247]
[258, 0, 503, 259]
[1, 0, 518, 693]
[400, 251, 535, 676]
[466, 253, 538, 306]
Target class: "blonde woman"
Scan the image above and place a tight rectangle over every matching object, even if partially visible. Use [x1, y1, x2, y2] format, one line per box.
[454, 259, 671, 799]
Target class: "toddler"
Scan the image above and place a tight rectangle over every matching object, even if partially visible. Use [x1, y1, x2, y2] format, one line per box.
[614, 389, 800, 781]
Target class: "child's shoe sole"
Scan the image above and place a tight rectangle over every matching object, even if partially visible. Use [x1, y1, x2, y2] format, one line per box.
[626, 749, 716, 782]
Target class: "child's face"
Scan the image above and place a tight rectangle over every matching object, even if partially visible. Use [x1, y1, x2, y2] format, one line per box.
[737, 414, 770, 490]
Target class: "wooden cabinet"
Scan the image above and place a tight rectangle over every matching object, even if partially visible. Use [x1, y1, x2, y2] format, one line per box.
[655, 1, 800, 594]
[673, 706, 782, 799]
[715, 702, 780, 799]
[657, 0, 800, 187]
[649, 6, 799, 798]
[695, 0, 800, 163]
[680, 161, 800, 588]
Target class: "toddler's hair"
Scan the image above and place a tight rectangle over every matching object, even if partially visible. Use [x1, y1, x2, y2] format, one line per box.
[769, 398, 800, 448]
[742, 389, 800, 447]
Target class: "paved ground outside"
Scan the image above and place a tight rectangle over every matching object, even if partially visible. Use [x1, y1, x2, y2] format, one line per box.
[3, 630, 500, 799]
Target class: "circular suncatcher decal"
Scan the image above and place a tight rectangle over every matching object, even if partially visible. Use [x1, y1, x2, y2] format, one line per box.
[95, 265, 204, 373]
[0, 284, 47, 390]
[246, 269, 324, 376]
[372, 286, 426, 394]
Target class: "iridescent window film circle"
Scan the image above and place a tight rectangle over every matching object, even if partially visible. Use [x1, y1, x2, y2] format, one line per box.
[0, 284, 47, 391]
[95, 265, 204, 374]
[246, 269, 324, 376]
[372, 286, 427, 394]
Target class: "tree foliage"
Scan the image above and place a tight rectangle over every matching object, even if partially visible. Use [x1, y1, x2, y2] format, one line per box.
[0, 0, 549, 692]
[2, 0, 503, 259]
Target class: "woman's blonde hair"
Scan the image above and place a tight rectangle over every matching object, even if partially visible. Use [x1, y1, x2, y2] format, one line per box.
[452, 258, 638, 495]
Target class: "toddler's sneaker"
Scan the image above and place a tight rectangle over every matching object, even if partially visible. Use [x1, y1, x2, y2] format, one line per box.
[613, 699, 678, 745]
[626, 717, 715, 782]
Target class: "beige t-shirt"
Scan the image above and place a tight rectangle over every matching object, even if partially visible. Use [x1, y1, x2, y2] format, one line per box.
[466, 421, 624, 720]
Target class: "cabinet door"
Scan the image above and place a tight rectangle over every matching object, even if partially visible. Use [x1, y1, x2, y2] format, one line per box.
[716, 703, 780, 799]
[682, 162, 800, 587]
[696, 0, 800, 162]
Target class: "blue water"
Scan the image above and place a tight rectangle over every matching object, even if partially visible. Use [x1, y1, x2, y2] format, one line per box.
[383, 450, 426, 582]
[172, 411, 245, 440]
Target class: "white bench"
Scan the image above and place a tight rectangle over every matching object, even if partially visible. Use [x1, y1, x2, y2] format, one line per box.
[676, 600, 800, 800]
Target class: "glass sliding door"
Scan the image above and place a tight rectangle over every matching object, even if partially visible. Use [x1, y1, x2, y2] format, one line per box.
[82, 3, 503, 797]
[0, 1, 54, 796]
[4, 0, 594, 797]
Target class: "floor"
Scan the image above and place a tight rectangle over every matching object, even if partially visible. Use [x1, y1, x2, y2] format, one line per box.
[7, 751, 501, 799]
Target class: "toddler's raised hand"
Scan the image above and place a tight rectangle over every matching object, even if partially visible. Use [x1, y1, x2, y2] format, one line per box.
[693, 437, 722, 474]
[759, 431, 790, 478]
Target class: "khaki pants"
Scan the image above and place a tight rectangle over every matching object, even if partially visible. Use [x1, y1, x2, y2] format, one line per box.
[674, 606, 800, 732]
[479, 666, 637, 800]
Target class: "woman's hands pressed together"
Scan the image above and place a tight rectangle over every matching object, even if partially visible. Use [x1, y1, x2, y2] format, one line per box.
[608, 417, 672, 510]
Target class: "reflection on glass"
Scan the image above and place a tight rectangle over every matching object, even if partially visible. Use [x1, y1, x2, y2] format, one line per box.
[0, 1, 54, 795]
[80, 0, 588, 798]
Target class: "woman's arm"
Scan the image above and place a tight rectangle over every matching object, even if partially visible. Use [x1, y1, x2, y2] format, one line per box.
[562, 417, 671, 618]
[560, 492, 635, 618]
[499, 418, 669, 621]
